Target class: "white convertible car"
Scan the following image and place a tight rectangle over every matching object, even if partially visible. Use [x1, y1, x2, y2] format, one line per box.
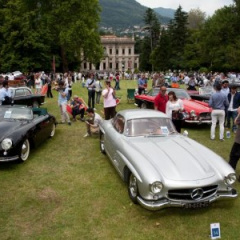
[99, 109, 237, 211]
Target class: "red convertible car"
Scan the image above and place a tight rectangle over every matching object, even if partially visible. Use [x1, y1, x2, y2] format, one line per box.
[135, 88, 212, 124]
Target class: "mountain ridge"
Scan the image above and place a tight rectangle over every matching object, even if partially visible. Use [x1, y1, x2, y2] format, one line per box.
[99, 0, 174, 29]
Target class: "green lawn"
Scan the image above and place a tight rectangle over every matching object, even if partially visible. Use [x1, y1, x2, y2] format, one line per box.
[0, 80, 239, 240]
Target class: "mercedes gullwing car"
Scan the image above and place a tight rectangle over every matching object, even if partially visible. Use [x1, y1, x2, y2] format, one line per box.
[135, 88, 212, 124]
[99, 109, 237, 211]
[0, 105, 56, 162]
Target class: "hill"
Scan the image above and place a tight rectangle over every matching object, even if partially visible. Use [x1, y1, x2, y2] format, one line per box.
[153, 7, 176, 19]
[99, 0, 172, 29]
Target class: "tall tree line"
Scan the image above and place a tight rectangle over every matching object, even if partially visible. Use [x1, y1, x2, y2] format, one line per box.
[139, 1, 240, 72]
[0, 0, 103, 72]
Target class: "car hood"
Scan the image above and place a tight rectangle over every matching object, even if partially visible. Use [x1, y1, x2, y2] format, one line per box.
[0, 121, 27, 141]
[182, 99, 211, 113]
[126, 135, 216, 181]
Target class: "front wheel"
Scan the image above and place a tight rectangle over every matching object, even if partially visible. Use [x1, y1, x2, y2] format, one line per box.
[19, 139, 30, 162]
[100, 131, 106, 154]
[128, 173, 139, 204]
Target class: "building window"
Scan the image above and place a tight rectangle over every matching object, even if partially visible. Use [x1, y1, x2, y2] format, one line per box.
[129, 48, 131, 55]
[116, 49, 119, 55]
[116, 62, 119, 69]
[103, 63, 106, 70]
[84, 62, 87, 69]
[110, 62, 112, 69]
[122, 49, 125, 55]
[109, 49, 112, 55]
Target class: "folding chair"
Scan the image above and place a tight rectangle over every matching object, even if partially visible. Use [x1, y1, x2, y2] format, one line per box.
[127, 89, 135, 103]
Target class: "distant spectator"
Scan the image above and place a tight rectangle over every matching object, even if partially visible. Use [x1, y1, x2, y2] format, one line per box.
[209, 84, 229, 141]
[154, 86, 169, 113]
[226, 86, 240, 133]
[102, 80, 116, 120]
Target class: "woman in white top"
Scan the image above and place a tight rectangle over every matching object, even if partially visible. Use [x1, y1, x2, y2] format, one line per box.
[102, 80, 116, 120]
[166, 91, 184, 133]
[35, 73, 42, 94]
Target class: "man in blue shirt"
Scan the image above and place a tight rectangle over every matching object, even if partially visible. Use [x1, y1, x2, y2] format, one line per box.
[138, 74, 146, 95]
[209, 84, 229, 141]
[57, 81, 71, 125]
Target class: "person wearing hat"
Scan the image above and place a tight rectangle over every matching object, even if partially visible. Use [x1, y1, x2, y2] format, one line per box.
[0, 80, 12, 105]
[84, 108, 102, 137]
[70, 95, 85, 121]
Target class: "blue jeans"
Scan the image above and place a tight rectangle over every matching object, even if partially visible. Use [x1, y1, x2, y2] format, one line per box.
[226, 111, 238, 132]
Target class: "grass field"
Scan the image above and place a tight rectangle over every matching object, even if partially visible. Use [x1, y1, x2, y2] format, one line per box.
[0, 79, 239, 240]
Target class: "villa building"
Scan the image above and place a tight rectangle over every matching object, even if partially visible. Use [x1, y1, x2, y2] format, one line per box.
[80, 35, 139, 72]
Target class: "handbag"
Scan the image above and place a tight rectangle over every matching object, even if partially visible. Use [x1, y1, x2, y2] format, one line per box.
[172, 110, 184, 120]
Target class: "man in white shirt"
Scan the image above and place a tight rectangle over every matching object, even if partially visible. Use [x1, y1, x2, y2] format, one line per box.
[0, 81, 12, 105]
[84, 108, 102, 137]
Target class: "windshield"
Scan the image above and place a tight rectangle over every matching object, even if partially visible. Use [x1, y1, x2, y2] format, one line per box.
[126, 117, 176, 137]
[148, 88, 190, 100]
[0, 107, 33, 120]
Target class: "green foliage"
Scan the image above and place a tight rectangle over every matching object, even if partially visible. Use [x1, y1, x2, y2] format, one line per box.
[0, 0, 103, 72]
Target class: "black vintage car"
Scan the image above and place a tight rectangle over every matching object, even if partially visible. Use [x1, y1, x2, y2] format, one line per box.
[0, 105, 56, 162]
[9, 86, 45, 107]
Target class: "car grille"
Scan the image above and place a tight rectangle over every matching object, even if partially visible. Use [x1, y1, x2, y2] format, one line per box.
[168, 185, 218, 201]
[199, 112, 211, 120]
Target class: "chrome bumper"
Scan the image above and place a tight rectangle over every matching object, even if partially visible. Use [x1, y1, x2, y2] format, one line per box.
[0, 155, 19, 162]
[185, 120, 211, 124]
[137, 189, 238, 211]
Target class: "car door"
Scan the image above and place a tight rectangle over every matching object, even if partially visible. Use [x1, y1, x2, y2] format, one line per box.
[107, 115, 126, 177]
[31, 115, 51, 146]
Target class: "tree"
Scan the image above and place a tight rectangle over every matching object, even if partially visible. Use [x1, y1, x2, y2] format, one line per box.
[167, 6, 189, 70]
[199, 6, 238, 71]
[0, 0, 103, 72]
[150, 28, 171, 71]
[188, 8, 206, 30]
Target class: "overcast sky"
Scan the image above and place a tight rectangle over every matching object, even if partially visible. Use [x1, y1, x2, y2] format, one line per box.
[136, 0, 233, 16]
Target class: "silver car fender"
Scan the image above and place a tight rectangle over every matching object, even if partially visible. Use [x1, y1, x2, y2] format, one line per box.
[117, 150, 143, 184]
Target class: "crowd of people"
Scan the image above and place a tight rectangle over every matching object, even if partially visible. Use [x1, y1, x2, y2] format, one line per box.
[1, 69, 240, 175]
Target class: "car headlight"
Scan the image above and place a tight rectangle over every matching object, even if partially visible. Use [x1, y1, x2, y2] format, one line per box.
[190, 110, 196, 117]
[225, 173, 236, 185]
[1, 138, 13, 150]
[150, 181, 163, 194]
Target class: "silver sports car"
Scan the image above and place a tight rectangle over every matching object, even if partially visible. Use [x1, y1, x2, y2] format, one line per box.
[99, 109, 237, 211]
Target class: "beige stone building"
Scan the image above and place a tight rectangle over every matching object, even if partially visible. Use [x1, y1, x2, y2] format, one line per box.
[80, 35, 139, 72]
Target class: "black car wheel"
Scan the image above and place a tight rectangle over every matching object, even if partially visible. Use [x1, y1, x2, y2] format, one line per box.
[100, 131, 106, 154]
[128, 173, 139, 204]
[50, 124, 56, 137]
[19, 139, 30, 162]
[140, 102, 147, 109]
